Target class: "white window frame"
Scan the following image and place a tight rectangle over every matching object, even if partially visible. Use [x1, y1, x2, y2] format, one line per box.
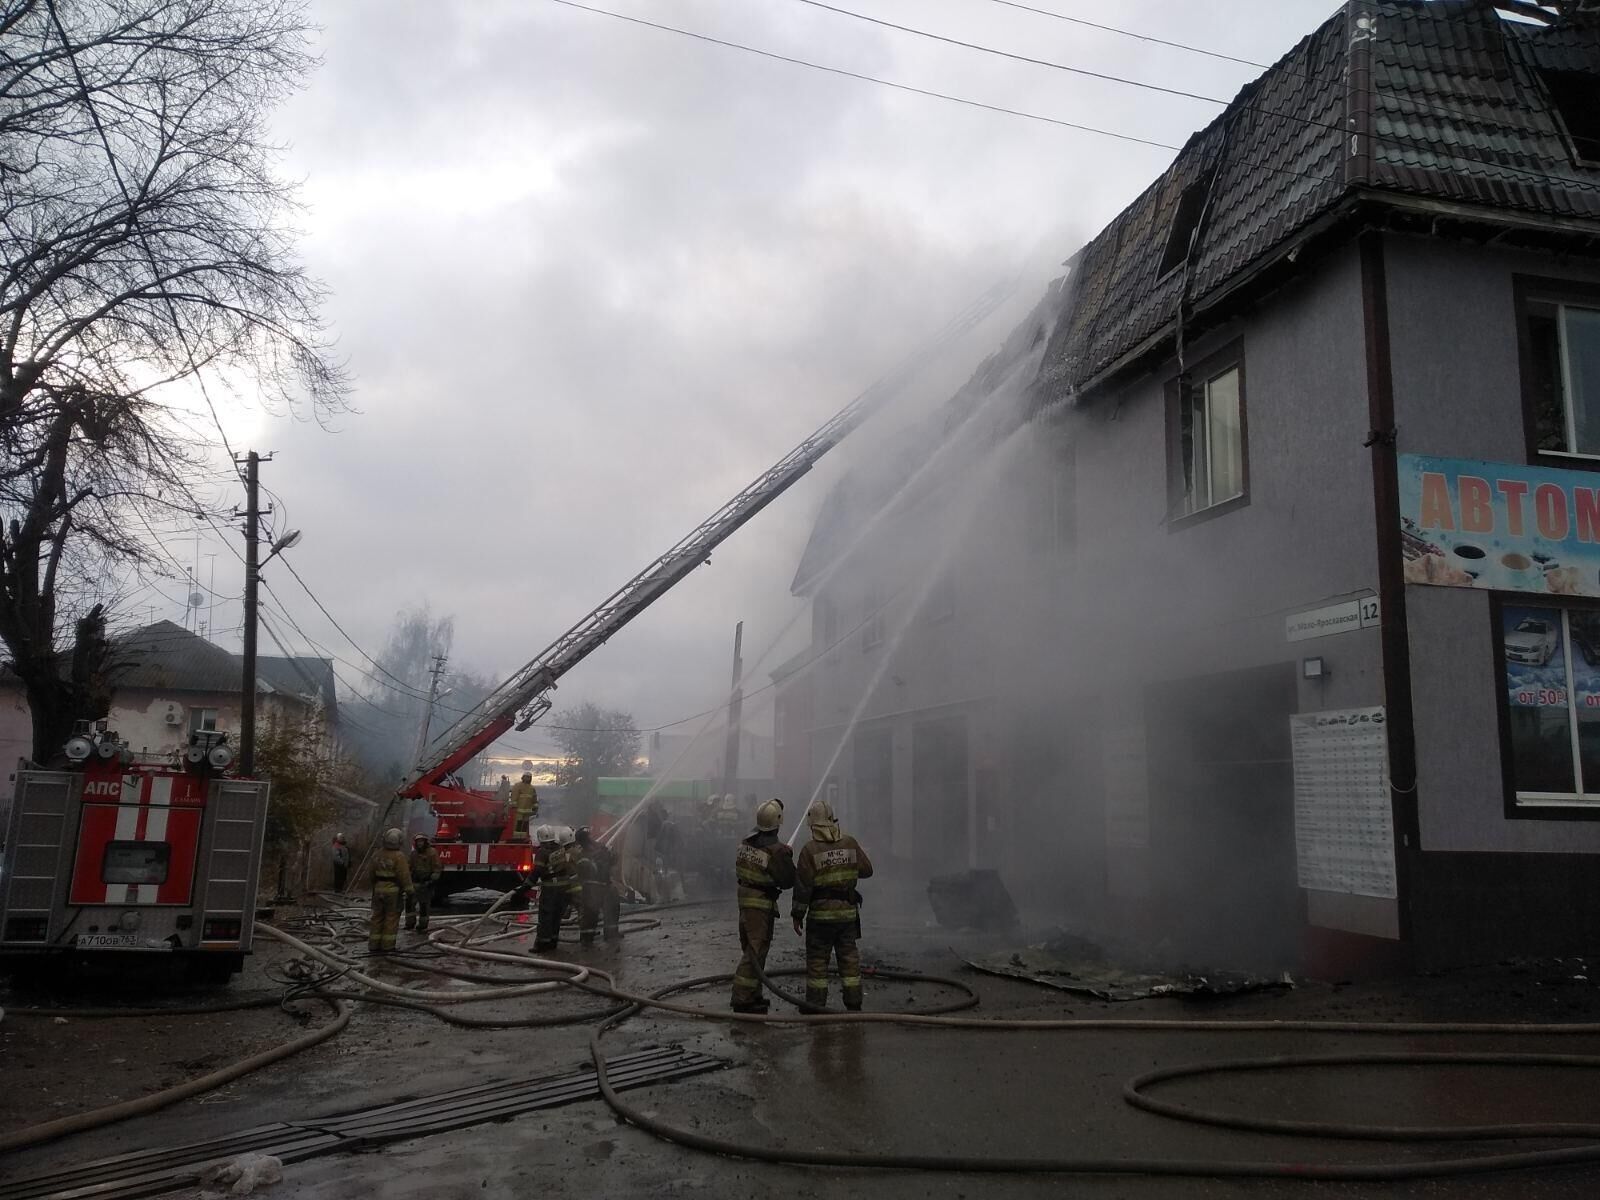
[1537, 302, 1600, 463]
[1507, 607, 1600, 808]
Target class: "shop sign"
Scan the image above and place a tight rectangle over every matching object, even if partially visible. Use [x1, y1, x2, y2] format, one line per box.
[1400, 454, 1600, 597]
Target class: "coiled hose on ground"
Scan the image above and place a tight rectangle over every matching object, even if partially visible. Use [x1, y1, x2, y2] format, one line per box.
[7, 900, 1600, 1182]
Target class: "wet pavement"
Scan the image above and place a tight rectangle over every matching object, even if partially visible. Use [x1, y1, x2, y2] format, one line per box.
[6, 901, 1600, 1198]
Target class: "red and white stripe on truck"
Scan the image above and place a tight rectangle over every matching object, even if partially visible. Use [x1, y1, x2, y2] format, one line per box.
[68, 770, 207, 906]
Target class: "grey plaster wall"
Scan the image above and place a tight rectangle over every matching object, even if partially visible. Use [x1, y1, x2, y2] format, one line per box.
[1387, 233, 1600, 854]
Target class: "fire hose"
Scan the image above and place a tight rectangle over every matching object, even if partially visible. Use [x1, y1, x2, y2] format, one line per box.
[9, 905, 1600, 1181]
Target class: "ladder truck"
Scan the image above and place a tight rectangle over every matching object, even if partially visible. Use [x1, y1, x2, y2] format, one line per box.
[400, 282, 1015, 896]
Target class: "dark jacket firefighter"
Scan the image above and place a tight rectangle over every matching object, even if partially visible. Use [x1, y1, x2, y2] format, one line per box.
[792, 800, 873, 1011]
[405, 835, 442, 933]
[731, 798, 795, 1013]
[576, 827, 621, 943]
[531, 825, 578, 951]
[369, 828, 414, 953]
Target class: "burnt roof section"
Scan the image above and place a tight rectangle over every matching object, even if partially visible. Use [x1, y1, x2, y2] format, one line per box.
[1037, 0, 1600, 403]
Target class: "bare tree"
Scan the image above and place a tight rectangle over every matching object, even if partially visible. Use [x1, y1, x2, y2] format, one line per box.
[0, 0, 348, 760]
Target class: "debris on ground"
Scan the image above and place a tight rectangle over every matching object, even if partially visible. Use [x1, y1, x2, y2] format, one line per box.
[202, 1152, 283, 1195]
[960, 939, 1293, 1002]
[926, 869, 1019, 932]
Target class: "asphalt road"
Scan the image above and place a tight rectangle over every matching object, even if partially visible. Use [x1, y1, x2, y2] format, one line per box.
[6, 901, 1600, 1199]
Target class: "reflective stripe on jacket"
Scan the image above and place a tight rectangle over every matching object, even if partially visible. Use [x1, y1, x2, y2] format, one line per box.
[372, 848, 414, 893]
[735, 832, 795, 911]
[792, 834, 872, 923]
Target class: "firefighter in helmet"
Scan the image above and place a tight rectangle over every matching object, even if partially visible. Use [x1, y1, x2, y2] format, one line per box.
[530, 824, 576, 951]
[369, 827, 414, 954]
[731, 798, 795, 1013]
[404, 833, 442, 933]
[508, 772, 539, 834]
[575, 827, 621, 944]
[792, 799, 873, 1010]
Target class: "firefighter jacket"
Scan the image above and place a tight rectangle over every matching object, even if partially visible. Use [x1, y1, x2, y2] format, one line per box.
[578, 843, 617, 888]
[410, 845, 442, 885]
[509, 780, 539, 816]
[372, 848, 414, 893]
[736, 831, 796, 912]
[792, 831, 872, 924]
[533, 843, 579, 893]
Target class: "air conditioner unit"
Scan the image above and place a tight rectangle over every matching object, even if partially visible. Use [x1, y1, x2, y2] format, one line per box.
[164, 704, 183, 727]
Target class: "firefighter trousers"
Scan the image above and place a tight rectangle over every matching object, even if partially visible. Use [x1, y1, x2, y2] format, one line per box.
[732, 907, 776, 1006]
[534, 888, 569, 950]
[403, 884, 433, 931]
[805, 919, 862, 1010]
[370, 883, 404, 952]
[579, 881, 620, 943]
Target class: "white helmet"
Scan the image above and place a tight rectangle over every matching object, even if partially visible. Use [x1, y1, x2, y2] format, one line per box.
[534, 823, 556, 846]
[382, 827, 403, 849]
[754, 798, 784, 832]
[558, 826, 576, 846]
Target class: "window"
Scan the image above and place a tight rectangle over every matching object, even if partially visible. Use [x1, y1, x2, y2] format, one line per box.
[1167, 342, 1247, 523]
[816, 594, 838, 648]
[1523, 289, 1600, 460]
[1157, 177, 1211, 278]
[188, 707, 218, 734]
[1024, 441, 1074, 553]
[1540, 69, 1600, 168]
[862, 586, 884, 651]
[1496, 600, 1600, 811]
[102, 840, 170, 885]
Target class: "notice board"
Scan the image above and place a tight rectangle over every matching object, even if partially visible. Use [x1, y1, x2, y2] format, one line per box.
[1290, 707, 1397, 899]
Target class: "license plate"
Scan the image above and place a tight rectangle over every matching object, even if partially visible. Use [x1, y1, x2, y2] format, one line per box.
[76, 933, 152, 950]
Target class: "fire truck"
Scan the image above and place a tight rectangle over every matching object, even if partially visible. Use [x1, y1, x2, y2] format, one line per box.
[402, 283, 1016, 893]
[0, 722, 269, 982]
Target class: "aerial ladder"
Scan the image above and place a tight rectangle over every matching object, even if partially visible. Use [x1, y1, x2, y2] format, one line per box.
[398, 280, 1016, 887]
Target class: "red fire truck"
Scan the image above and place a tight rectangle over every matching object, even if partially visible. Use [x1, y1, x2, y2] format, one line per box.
[0, 723, 270, 982]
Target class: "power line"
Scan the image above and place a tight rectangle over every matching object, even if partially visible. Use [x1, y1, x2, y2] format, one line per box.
[789, 0, 1239, 108]
[979, 0, 1268, 68]
[543, 0, 1180, 152]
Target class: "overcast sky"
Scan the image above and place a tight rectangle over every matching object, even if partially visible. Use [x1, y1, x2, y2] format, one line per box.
[128, 0, 1342, 762]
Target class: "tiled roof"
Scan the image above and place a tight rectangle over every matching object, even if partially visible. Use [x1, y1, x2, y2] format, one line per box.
[1037, 0, 1600, 403]
[110, 621, 336, 709]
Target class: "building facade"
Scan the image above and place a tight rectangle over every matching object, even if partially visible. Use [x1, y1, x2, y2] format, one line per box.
[778, 0, 1600, 972]
[1, 620, 338, 798]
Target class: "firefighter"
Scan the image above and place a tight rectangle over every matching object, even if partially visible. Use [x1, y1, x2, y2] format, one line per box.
[508, 772, 539, 833]
[330, 833, 350, 893]
[405, 834, 442, 933]
[369, 827, 414, 954]
[530, 824, 576, 951]
[731, 798, 795, 1013]
[791, 799, 873, 1011]
[575, 827, 621, 944]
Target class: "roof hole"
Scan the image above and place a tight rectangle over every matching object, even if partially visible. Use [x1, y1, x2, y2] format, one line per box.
[1539, 68, 1600, 167]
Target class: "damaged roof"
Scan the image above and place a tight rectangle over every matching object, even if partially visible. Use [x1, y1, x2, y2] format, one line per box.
[1037, 0, 1600, 402]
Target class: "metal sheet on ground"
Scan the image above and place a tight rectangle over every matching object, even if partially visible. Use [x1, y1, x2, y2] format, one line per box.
[962, 951, 1291, 1002]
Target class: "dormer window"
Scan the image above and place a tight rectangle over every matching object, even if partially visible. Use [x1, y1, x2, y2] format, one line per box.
[1157, 179, 1211, 278]
[1540, 69, 1600, 168]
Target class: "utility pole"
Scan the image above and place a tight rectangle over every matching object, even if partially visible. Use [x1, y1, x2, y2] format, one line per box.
[413, 653, 448, 770]
[237, 451, 301, 777]
[719, 621, 744, 800]
[240, 451, 262, 775]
